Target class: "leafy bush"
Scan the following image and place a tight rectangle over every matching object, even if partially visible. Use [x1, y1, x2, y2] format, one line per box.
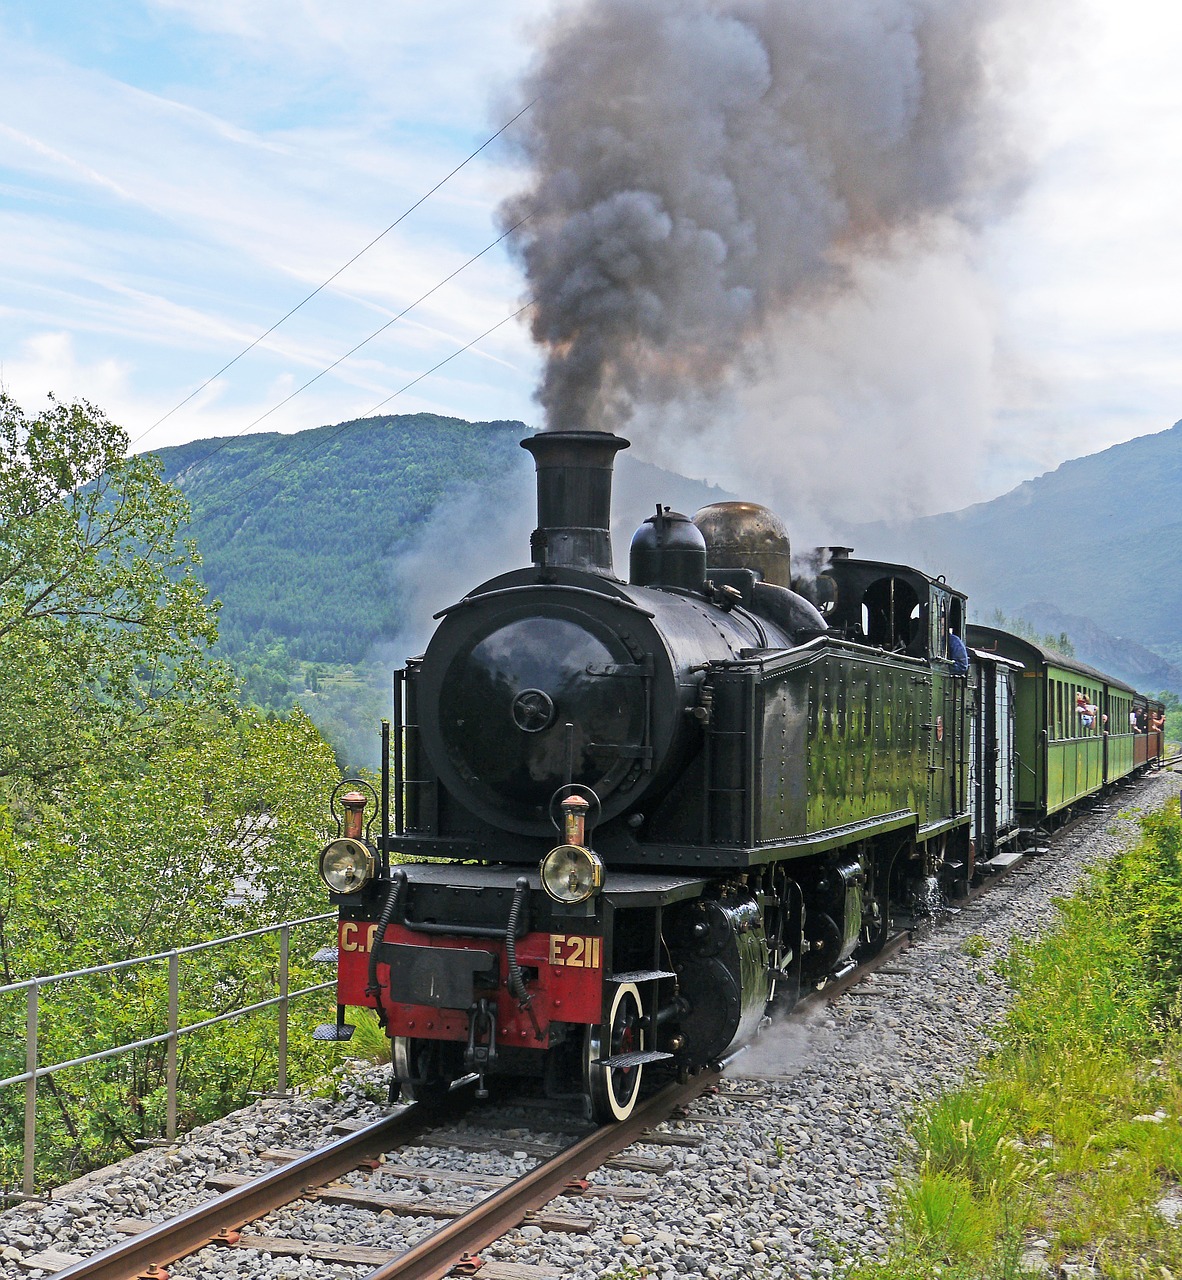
[845, 799, 1182, 1280]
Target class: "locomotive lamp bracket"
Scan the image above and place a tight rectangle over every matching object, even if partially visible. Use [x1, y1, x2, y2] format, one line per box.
[547, 784, 602, 839]
[329, 778, 380, 843]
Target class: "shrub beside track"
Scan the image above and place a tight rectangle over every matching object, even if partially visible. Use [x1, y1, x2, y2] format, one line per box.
[847, 795, 1182, 1280]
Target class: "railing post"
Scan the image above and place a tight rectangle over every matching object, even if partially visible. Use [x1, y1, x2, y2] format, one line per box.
[166, 952, 179, 1142]
[23, 983, 38, 1197]
[0, 913, 334, 1192]
[277, 925, 289, 1096]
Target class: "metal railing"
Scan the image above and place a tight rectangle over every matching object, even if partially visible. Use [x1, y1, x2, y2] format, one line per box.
[0, 912, 336, 1196]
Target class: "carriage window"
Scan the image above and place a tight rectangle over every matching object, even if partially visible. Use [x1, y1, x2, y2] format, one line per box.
[1078, 686, 1097, 736]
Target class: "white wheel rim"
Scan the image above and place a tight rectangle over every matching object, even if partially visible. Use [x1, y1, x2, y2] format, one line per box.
[587, 981, 644, 1121]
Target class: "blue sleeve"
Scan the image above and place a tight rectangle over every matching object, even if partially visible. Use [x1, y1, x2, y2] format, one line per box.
[949, 633, 969, 676]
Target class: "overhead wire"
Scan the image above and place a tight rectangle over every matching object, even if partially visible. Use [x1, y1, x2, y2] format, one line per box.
[187, 302, 532, 518]
[130, 97, 535, 450]
[182, 213, 532, 471]
[357, 303, 531, 420]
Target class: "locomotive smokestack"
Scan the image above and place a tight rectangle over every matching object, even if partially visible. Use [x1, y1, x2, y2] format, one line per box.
[520, 431, 630, 576]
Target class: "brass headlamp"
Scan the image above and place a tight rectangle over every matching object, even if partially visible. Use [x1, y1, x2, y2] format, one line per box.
[540, 795, 604, 904]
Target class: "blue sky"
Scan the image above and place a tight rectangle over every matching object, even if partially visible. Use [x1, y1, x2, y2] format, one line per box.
[2, 0, 1181, 519]
[0, 1, 542, 448]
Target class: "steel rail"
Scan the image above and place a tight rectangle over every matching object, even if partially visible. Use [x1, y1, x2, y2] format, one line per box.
[360, 1068, 722, 1280]
[819, 930, 911, 1002]
[51, 1103, 456, 1280]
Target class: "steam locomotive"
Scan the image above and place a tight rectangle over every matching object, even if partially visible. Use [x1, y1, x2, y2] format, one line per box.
[314, 430, 1165, 1121]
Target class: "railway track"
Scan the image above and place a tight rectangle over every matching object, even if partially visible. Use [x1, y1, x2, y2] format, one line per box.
[39, 775, 1169, 1280]
[47, 931, 918, 1280]
[51, 1069, 725, 1280]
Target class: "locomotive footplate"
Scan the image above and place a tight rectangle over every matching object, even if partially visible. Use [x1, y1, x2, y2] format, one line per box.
[368, 861, 712, 908]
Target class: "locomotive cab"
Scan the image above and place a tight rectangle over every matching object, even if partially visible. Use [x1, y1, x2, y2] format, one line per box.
[819, 557, 967, 665]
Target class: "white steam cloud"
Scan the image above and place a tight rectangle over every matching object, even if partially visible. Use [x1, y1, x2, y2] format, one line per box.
[499, 0, 1043, 520]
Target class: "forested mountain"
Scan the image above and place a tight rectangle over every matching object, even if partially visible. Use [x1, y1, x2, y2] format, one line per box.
[153, 411, 1182, 717]
[847, 419, 1182, 691]
[153, 412, 732, 662]
[156, 415, 527, 661]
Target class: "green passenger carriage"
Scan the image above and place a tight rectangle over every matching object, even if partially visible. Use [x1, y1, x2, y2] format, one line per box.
[966, 626, 1138, 822]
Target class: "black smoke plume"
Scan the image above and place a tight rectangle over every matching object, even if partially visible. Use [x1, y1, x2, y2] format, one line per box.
[499, 0, 1031, 435]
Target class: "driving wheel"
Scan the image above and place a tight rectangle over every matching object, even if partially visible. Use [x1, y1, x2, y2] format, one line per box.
[392, 1036, 461, 1106]
[584, 981, 645, 1122]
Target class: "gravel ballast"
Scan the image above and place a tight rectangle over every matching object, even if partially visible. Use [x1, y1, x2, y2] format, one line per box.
[3, 770, 1178, 1280]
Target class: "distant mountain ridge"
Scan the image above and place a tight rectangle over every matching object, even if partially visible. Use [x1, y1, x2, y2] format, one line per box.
[152, 413, 733, 663]
[152, 412, 1181, 696]
[846, 419, 1182, 692]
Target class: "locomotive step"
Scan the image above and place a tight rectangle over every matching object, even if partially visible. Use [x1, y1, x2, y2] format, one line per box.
[597, 1049, 674, 1070]
[608, 969, 678, 984]
[984, 851, 1022, 870]
[313, 1022, 356, 1041]
[312, 946, 339, 964]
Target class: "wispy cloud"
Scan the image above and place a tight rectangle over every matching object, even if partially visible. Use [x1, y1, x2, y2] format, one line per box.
[0, 0, 1180, 509]
[0, 3, 541, 449]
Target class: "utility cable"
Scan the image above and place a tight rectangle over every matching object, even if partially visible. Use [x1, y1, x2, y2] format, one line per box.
[185, 215, 531, 471]
[130, 98, 535, 449]
[183, 302, 531, 517]
[358, 304, 530, 419]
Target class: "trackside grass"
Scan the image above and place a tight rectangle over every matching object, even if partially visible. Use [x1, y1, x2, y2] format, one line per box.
[844, 797, 1182, 1280]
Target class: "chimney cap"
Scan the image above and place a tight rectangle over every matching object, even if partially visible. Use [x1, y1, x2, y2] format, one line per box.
[520, 430, 630, 461]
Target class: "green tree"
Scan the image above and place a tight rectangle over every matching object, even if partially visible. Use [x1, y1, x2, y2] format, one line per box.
[0, 394, 233, 790]
[0, 708, 342, 1180]
[987, 609, 1075, 658]
[0, 395, 348, 1188]
[1157, 690, 1181, 747]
